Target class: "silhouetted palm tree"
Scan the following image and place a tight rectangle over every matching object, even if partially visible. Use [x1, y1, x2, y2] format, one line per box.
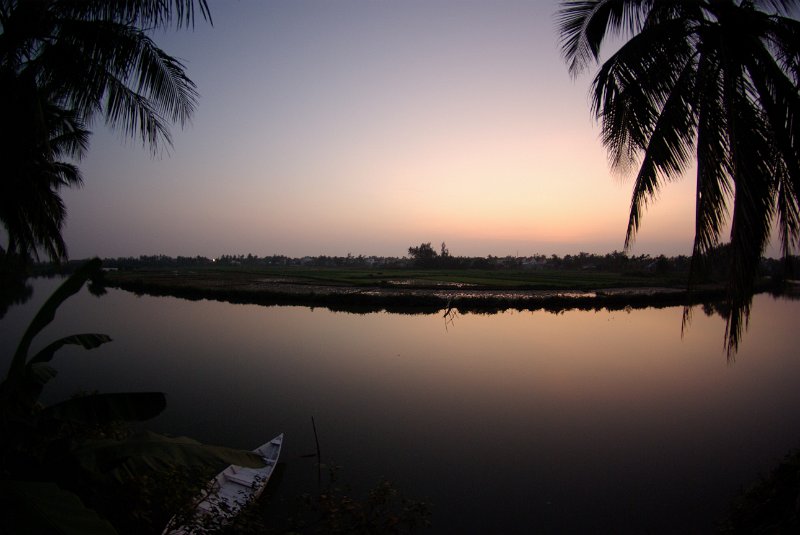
[1, 71, 88, 261]
[558, 0, 800, 353]
[0, 0, 211, 262]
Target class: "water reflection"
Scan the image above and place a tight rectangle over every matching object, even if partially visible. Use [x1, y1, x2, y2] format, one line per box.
[1, 282, 799, 533]
[0, 266, 32, 319]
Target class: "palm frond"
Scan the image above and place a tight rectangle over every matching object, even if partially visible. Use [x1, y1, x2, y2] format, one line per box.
[132, 35, 198, 125]
[56, 0, 212, 30]
[623, 48, 698, 249]
[752, 0, 800, 15]
[37, 16, 197, 149]
[724, 76, 776, 355]
[558, 0, 653, 77]
[49, 161, 84, 189]
[0, 163, 71, 262]
[764, 14, 800, 82]
[775, 160, 800, 259]
[105, 75, 172, 152]
[747, 44, 800, 258]
[690, 46, 730, 270]
[591, 16, 695, 173]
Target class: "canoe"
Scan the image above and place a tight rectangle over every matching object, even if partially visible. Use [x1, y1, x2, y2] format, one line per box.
[163, 433, 284, 534]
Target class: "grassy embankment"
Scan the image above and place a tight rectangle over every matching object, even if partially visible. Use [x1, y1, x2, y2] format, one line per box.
[101, 265, 732, 314]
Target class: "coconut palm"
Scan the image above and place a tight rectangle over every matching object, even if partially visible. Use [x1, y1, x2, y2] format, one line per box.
[0, 71, 89, 262]
[558, 0, 800, 353]
[0, 0, 211, 262]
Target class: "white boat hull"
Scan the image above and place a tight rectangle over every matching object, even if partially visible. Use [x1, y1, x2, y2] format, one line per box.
[164, 433, 284, 534]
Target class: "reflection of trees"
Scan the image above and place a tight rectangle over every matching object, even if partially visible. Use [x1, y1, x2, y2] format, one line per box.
[701, 301, 730, 321]
[558, 1, 800, 355]
[0, 276, 32, 319]
[0, 250, 33, 318]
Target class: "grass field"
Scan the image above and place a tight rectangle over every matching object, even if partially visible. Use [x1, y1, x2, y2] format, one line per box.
[98, 264, 723, 315]
[105, 265, 688, 291]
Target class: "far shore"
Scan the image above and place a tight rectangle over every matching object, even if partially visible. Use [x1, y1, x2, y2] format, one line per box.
[98, 267, 777, 315]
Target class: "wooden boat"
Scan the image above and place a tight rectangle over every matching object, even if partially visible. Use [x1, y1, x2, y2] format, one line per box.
[164, 433, 284, 534]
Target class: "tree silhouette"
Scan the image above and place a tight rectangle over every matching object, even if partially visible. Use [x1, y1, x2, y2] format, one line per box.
[0, 0, 211, 262]
[558, 0, 800, 353]
[1, 71, 88, 261]
[408, 242, 439, 268]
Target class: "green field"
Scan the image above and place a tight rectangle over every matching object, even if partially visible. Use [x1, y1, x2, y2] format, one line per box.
[105, 265, 689, 291]
[264, 267, 686, 289]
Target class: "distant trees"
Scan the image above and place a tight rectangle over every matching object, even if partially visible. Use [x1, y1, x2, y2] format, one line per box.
[92, 250, 795, 282]
[407, 242, 439, 268]
[407, 241, 457, 268]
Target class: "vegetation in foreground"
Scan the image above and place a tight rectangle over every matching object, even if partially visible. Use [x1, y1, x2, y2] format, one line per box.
[0, 260, 270, 534]
[0, 258, 433, 534]
[721, 448, 800, 533]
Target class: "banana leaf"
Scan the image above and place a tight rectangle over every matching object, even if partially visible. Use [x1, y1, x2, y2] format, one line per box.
[72, 430, 266, 484]
[0, 479, 118, 535]
[10, 363, 58, 412]
[26, 362, 58, 386]
[30, 333, 113, 365]
[43, 392, 167, 426]
[9, 258, 103, 379]
[9, 333, 113, 413]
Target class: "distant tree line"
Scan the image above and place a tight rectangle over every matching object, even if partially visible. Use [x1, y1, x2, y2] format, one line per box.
[84, 242, 798, 283]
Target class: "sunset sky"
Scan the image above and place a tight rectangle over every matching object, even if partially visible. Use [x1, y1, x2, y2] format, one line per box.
[58, 0, 756, 260]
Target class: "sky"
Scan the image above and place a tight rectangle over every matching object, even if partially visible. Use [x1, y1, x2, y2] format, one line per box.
[58, 0, 755, 259]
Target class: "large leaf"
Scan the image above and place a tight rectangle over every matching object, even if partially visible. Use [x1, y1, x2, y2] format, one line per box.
[43, 392, 167, 426]
[0, 480, 117, 535]
[29, 333, 113, 366]
[72, 430, 266, 484]
[27, 363, 58, 387]
[12, 335, 113, 409]
[9, 258, 103, 379]
[14, 363, 59, 411]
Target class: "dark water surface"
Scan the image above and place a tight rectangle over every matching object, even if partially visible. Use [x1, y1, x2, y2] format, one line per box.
[2, 279, 800, 533]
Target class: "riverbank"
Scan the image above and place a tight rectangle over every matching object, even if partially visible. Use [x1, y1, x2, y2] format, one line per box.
[101, 267, 743, 314]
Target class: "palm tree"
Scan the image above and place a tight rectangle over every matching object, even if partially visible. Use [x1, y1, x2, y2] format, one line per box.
[0, 70, 88, 262]
[0, 0, 211, 262]
[558, 0, 800, 353]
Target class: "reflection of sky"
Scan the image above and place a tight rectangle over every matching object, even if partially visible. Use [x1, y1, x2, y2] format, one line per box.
[61, 0, 766, 258]
[4, 281, 800, 532]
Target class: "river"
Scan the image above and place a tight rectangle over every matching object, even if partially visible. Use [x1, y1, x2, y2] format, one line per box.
[2, 278, 799, 533]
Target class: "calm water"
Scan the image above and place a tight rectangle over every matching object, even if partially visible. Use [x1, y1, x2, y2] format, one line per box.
[2, 278, 800, 533]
